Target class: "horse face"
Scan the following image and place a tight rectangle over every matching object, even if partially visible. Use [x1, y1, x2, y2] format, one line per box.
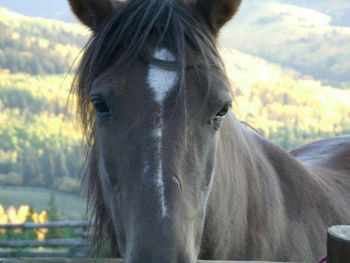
[69, 0, 241, 261]
[90, 53, 231, 261]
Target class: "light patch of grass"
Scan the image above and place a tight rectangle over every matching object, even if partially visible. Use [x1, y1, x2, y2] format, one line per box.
[0, 187, 85, 220]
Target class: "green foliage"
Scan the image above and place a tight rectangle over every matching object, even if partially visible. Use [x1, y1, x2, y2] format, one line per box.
[0, 6, 348, 194]
[47, 193, 61, 221]
[221, 1, 350, 86]
[223, 49, 350, 149]
[47, 193, 66, 239]
[0, 195, 78, 242]
[0, 74, 82, 193]
[55, 177, 80, 193]
[0, 8, 86, 75]
[0, 187, 85, 220]
[0, 172, 22, 186]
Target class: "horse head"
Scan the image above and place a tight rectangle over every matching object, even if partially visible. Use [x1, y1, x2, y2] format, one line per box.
[69, 0, 241, 262]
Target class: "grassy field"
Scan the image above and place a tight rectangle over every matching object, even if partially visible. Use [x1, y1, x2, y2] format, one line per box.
[0, 187, 86, 220]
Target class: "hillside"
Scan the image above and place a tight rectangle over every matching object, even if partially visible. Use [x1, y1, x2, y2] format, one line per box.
[0, 0, 74, 22]
[220, 0, 350, 87]
[1, 0, 349, 27]
[283, 0, 350, 26]
[222, 49, 350, 148]
[0, 8, 349, 192]
[0, 8, 86, 75]
[0, 9, 84, 192]
[0, 74, 82, 192]
[1, 0, 349, 86]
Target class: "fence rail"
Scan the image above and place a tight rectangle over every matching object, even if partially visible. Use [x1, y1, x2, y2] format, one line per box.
[0, 220, 88, 258]
[0, 238, 87, 248]
[0, 224, 349, 262]
[0, 221, 88, 230]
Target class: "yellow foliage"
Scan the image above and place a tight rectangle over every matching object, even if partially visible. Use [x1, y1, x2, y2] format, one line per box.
[5, 205, 30, 234]
[0, 203, 48, 240]
[11, 32, 20, 40]
[17, 205, 30, 223]
[222, 48, 350, 147]
[7, 206, 18, 223]
[32, 210, 48, 241]
[0, 204, 8, 234]
[37, 38, 49, 49]
[0, 69, 10, 75]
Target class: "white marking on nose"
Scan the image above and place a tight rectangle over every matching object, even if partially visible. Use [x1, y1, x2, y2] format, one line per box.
[147, 48, 177, 218]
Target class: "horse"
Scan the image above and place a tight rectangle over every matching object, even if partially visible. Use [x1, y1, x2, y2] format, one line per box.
[68, 0, 350, 262]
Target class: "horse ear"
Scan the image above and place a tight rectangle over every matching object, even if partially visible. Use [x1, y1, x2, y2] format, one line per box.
[195, 0, 242, 35]
[68, 0, 121, 30]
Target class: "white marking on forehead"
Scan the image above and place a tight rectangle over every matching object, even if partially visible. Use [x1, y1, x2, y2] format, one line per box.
[148, 49, 177, 103]
[146, 48, 177, 218]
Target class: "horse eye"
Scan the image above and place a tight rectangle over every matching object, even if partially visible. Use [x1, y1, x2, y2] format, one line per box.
[90, 97, 110, 117]
[216, 104, 230, 118]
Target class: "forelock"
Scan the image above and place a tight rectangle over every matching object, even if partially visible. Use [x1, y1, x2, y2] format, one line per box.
[72, 0, 225, 141]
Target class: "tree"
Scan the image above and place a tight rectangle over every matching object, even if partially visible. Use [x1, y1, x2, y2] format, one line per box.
[46, 193, 64, 238]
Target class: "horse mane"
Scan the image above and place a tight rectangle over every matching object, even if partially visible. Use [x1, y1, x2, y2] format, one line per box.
[71, 0, 225, 256]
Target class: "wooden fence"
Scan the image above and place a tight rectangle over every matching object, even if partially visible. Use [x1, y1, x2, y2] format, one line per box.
[0, 224, 349, 263]
[0, 221, 88, 258]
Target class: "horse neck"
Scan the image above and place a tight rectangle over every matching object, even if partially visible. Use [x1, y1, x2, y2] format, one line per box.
[214, 113, 312, 202]
[206, 114, 314, 258]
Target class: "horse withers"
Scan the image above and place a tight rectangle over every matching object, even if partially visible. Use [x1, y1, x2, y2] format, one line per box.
[68, 0, 350, 262]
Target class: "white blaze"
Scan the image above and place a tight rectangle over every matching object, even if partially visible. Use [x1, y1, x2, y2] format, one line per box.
[147, 48, 177, 218]
[148, 49, 177, 103]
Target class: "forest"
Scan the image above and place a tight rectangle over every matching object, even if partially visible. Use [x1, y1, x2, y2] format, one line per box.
[0, 74, 81, 192]
[0, 7, 349, 193]
[0, 7, 85, 75]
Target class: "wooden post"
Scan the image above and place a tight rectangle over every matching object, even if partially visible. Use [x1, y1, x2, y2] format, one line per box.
[328, 225, 350, 263]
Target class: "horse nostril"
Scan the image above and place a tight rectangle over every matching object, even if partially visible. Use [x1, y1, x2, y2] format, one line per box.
[172, 175, 182, 191]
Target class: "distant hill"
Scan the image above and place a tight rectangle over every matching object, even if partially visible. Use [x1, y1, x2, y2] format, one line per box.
[222, 48, 350, 148]
[0, 0, 74, 22]
[1, 0, 349, 27]
[0, 73, 82, 193]
[1, 0, 349, 86]
[0, 8, 87, 75]
[283, 0, 350, 26]
[221, 0, 350, 87]
[0, 5, 349, 191]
